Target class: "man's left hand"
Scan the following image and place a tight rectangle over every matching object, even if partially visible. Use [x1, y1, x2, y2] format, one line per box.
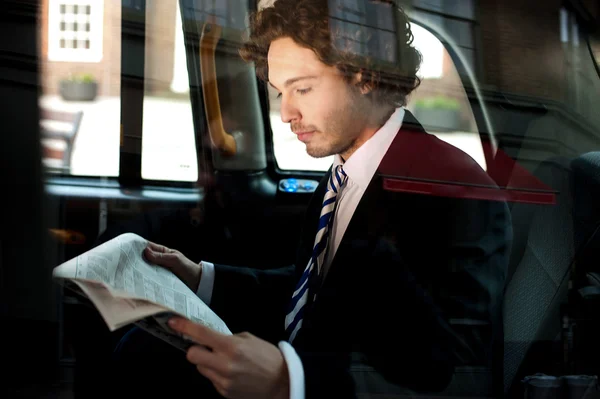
[168, 317, 290, 399]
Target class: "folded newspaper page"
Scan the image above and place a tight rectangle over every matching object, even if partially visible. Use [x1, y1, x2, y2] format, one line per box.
[53, 233, 231, 349]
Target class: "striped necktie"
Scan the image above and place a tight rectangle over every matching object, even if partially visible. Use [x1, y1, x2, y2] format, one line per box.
[285, 164, 348, 342]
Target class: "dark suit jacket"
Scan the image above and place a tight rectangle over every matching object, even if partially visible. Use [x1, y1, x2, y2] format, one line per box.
[208, 111, 512, 398]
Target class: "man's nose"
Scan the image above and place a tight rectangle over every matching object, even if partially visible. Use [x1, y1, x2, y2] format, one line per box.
[280, 95, 300, 124]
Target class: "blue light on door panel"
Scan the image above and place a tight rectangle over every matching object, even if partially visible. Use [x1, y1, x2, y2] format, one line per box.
[279, 178, 318, 193]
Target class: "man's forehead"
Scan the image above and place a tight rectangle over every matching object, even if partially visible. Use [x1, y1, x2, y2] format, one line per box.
[267, 38, 325, 85]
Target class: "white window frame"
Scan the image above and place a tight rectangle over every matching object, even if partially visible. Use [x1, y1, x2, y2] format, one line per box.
[48, 0, 104, 62]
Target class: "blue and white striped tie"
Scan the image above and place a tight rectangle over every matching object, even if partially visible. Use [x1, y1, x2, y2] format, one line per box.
[285, 164, 348, 342]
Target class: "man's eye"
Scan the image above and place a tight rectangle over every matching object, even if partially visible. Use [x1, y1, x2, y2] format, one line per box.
[297, 88, 311, 95]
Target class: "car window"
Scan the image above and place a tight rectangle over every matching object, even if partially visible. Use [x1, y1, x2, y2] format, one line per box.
[39, 0, 199, 182]
[411, 0, 478, 78]
[269, 16, 485, 171]
[406, 23, 486, 171]
[40, 0, 121, 176]
[7, 1, 600, 398]
[141, 0, 198, 182]
[559, 7, 600, 130]
[591, 34, 600, 69]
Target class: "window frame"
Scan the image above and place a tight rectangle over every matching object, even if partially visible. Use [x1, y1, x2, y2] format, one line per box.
[119, 0, 208, 189]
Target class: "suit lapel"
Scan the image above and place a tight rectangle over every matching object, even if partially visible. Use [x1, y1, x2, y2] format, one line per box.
[318, 173, 390, 291]
[315, 110, 428, 294]
[294, 111, 431, 342]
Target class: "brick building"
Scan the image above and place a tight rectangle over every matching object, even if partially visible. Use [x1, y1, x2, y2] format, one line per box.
[39, 0, 181, 97]
[479, 0, 598, 103]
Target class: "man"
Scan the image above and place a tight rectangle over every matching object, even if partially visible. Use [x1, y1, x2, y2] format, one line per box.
[114, 1, 511, 398]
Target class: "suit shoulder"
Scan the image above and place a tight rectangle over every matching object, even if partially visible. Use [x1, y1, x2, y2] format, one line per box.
[379, 128, 495, 187]
[427, 133, 492, 182]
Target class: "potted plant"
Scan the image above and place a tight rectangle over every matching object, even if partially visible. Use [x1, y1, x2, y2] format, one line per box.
[413, 95, 462, 131]
[59, 73, 98, 101]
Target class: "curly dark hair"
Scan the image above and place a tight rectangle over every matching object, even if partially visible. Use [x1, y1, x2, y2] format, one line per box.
[239, 0, 422, 107]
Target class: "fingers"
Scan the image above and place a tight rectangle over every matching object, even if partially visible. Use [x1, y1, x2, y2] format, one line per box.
[144, 243, 179, 268]
[146, 241, 170, 253]
[169, 318, 229, 351]
[186, 346, 230, 397]
[187, 345, 227, 374]
[199, 367, 230, 398]
[188, 346, 235, 398]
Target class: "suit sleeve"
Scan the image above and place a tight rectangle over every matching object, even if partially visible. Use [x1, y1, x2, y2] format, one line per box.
[207, 263, 298, 343]
[205, 175, 326, 343]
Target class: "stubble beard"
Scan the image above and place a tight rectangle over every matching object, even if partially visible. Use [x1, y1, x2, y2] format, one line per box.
[305, 90, 365, 159]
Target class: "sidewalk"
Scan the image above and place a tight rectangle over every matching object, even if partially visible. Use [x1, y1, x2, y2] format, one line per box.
[40, 95, 199, 181]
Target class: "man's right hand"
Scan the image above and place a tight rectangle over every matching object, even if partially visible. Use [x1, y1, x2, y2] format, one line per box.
[144, 242, 202, 291]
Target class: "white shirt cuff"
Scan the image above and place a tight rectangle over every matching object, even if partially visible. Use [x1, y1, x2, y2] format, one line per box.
[278, 341, 305, 399]
[195, 261, 215, 305]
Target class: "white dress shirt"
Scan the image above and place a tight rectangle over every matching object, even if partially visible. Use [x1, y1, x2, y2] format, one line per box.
[196, 107, 405, 399]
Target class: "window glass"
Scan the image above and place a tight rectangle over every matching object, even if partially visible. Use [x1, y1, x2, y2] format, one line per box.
[591, 34, 600, 68]
[40, 0, 120, 176]
[141, 0, 198, 182]
[12, 1, 600, 399]
[414, 0, 475, 20]
[411, 9, 477, 76]
[270, 18, 485, 171]
[406, 23, 486, 170]
[40, 0, 199, 181]
[560, 8, 600, 129]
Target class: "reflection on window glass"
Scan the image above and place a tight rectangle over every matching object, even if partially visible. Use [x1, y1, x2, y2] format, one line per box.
[414, 0, 475, 20]
[411, 0, 477, 77]
[407, 24, 485, 171]
[40, 0, 120, 176]
[271, 19, 485, 171]
[592, 35, 600, 68]
[560, 7, 600, 130]
[141, 0, 198, 182]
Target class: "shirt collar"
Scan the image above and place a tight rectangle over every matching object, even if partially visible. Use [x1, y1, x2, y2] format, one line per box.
[334, 107, 405, 190]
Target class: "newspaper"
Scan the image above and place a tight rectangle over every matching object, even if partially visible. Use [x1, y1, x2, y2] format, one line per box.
[53, 233, 231, 350]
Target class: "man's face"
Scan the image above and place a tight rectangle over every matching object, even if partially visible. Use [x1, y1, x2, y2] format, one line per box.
[268, 37, 369, 158]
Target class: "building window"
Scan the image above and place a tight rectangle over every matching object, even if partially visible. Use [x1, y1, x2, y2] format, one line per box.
[48, 0, 104, 62]
[560, 7, 600, 128]
[412, 0, 478, 78]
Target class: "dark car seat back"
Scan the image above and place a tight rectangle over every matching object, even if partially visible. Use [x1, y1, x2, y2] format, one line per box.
[503, 156, 576, 395]
[571, 152, 600, 277]
[503, 150, 600, 395]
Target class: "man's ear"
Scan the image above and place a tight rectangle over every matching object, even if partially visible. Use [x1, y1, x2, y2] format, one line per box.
[353, 71, 373, 95]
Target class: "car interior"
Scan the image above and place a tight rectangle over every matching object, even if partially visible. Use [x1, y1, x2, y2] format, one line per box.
[2, 0, 600, 398]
